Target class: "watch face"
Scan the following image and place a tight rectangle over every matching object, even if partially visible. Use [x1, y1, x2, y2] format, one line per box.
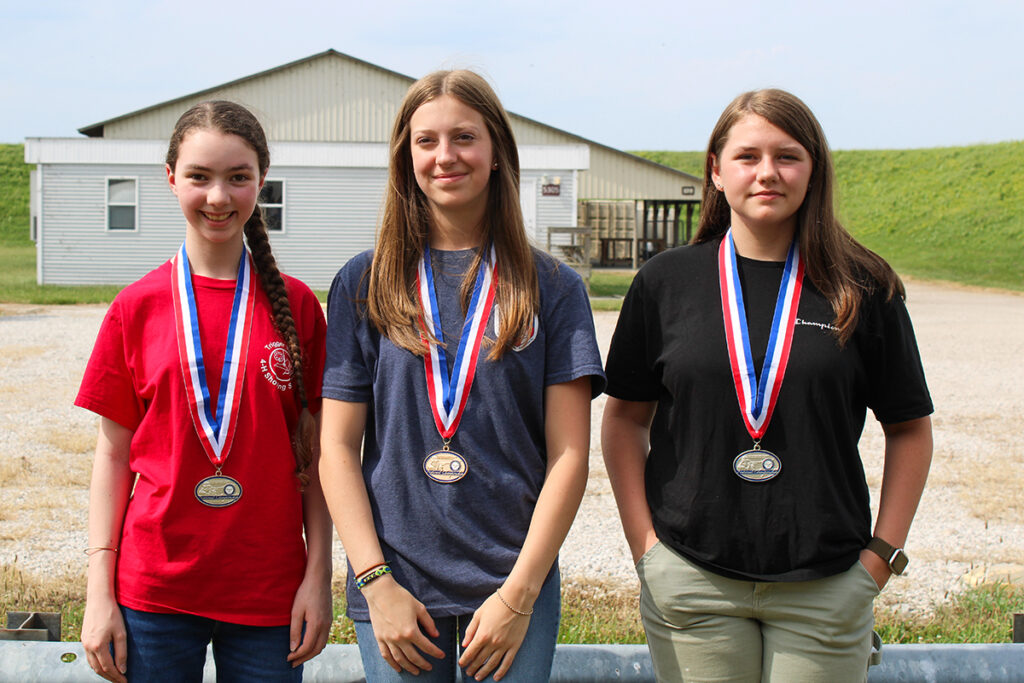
[890, 549, 908, 575]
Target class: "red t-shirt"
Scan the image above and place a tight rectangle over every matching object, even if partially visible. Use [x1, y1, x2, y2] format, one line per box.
[76, 260, 326, 626]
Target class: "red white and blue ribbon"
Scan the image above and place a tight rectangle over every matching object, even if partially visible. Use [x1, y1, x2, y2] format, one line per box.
[416, 247, 497, 440]
[171, 243, 256, 467]
[718, 229, 804, 441]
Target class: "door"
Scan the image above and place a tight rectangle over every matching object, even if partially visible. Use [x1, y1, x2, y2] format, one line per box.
[519, 179, 537, 245]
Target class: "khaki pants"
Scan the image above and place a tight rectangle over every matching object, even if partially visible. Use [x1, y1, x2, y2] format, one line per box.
[636, 542, 878, 683]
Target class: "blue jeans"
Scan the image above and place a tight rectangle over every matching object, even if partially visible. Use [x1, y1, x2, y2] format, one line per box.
[120, 606, 302, 682]
[354, 569, 560, 682]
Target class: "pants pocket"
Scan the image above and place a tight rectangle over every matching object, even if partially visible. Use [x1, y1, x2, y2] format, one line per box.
[634, 539, 663, 572]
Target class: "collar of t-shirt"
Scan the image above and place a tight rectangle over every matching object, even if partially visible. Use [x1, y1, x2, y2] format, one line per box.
[428, 248, 478, 376]
[735, 254, 786, 378]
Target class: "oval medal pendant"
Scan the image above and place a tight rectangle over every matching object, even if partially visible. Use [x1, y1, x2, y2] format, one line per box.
[733, 449, 782, 482]
[195, 475, 243, 507]
[423, 449, 468, 484]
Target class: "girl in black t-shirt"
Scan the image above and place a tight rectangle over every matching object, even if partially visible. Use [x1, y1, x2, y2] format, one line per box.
[602, 89, 932, 681]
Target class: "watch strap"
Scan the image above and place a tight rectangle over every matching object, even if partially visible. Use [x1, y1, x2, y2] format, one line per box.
[866, 537, 908, 575]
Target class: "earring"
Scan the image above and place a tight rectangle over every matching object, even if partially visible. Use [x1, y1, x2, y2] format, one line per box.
[492, 162, 499, 170]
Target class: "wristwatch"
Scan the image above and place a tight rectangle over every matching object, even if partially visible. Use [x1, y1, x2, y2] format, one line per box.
[866, 537, 908, 575]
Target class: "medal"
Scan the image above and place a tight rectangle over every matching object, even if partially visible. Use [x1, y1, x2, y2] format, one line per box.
[718, 230, 804, 482]
[423, 447, 469, 483]
[416, 247, 497, 483]
[194, 474, 244, 507]
[171, 243, 255, 506]
[732, 447, 782, 482]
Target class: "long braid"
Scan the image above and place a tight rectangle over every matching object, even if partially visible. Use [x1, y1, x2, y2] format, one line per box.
[169, 100, 317, 488]
[243, 207, 315, 488]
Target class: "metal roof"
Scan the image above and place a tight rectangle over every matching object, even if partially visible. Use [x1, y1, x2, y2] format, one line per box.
[76, 49, 696, 184]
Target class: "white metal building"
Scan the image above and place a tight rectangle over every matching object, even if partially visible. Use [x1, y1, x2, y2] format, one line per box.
[27, 50, 695, 287]
[25, 138, 586, 288]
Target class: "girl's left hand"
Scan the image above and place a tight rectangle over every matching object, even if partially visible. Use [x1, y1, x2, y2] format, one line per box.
[286, 572, 333, 667]
[459, 592, 531, 681]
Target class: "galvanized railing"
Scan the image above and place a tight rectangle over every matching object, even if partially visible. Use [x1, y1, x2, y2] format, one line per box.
[4, 642, 1024, 682]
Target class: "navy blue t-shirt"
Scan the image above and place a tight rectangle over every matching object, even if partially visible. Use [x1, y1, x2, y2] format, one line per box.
[323, 248, 605, 619]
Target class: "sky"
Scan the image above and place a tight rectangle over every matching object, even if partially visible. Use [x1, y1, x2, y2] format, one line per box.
[2, 0, 1022, 151]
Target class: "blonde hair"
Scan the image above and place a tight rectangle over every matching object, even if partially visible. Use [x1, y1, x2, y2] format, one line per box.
[694, 88, 903, 344]
[367, 70, 537, 358]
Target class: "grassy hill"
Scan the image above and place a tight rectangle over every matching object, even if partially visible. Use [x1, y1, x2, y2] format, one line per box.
[831, 144, 1023, 290]
[0, 144, 31, 246]
[635, 150, 705, 178]
[634, 142, 1024, 291]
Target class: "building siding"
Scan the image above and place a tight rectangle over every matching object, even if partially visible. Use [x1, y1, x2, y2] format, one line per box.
[39, 164, 181, 285]
[524, 169, 577, 249]
[34, 155, 580, 289]
[267, 166, 386, 287]
[36, 163, 387, 289]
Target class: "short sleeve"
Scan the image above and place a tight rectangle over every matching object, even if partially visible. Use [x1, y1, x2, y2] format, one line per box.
[540, 261, 606, 397]
[322, 254, 375, 403]
[74, 299, 145, 431]
[862, 291, 933, 424]
[604, 270, 661, 401]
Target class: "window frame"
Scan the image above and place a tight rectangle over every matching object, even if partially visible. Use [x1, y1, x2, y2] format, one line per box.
[105, 176, 139, 232]
[259, 178, 285, 233]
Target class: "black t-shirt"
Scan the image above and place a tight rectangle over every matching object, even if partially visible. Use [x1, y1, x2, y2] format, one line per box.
[604, 238, 933, 581]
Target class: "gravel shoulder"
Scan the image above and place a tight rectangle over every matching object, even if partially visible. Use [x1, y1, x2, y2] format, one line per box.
[1, 278, 1021, 617]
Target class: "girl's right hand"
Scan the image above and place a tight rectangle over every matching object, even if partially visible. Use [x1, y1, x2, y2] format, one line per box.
[81, 595, 127, 683]
[363, 576, 445, 674]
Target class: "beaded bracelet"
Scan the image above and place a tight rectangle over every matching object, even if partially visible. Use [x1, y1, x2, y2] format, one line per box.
[495, 589, 534, 616]
[355, 563, 392, 590]
[354, 562, 387, 581]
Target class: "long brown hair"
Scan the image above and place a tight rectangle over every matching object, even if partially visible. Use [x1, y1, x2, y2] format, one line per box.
[367, 70, 538, 359]
[694, 88, 903, 344]
[166, 100, 317, 487]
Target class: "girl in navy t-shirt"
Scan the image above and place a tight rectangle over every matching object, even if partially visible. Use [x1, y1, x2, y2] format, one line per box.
[320, 70, 604, 682]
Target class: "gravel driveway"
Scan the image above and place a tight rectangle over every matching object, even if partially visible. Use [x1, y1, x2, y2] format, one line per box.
[1, 278, 1021, 617]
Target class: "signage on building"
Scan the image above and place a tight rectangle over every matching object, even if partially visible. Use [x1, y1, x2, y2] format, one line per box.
[542, 184, 561, 196]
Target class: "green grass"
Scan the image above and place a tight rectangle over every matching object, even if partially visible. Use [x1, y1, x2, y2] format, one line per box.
[633, 150, 706, 178]
[832, 144, 1024, 291]
[0, 246, 123, 304]
[589, 271, 636, 298]
[876, 582, 1024, 644]
[0, 144, 31, 247]
[588, 270, 637, 311]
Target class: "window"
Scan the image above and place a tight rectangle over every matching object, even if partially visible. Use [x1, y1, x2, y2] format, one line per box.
[259, 179, 284, 232]
[107, 178, 137, 231]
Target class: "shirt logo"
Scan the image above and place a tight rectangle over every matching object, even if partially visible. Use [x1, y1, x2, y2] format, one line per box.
[260, 341, 293, 391]
[512, 314, 539, 352]
[794, 317, 838, 333]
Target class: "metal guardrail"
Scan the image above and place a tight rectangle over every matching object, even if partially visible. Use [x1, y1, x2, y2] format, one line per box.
[3, 642, 1024, 682]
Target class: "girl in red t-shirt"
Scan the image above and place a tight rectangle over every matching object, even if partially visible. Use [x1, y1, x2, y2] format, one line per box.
[77, 101, 332, 682]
